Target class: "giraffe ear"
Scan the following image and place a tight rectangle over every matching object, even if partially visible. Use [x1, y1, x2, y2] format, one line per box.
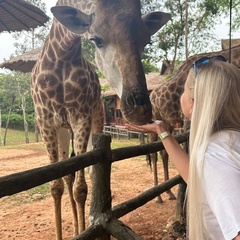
[142, 11, 171, 36]
[51, 6, 93, 34]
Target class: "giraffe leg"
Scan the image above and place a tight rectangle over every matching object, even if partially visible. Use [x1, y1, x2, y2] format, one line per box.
[45, 141, 64, 239]
[71, 120, 91, 233]
[151, 152, 163, 203]
[51, 178, 64, 240]
[71, 104, 103, 233]
[40, 127, 65, 240]
[73, 169, 88, 232]
[64, 173, 78, 235]
[160, 150, 176, 200]
[148, 133, 163, 203]
[58, 128, 79, 236]
[88, 103, 104, 180]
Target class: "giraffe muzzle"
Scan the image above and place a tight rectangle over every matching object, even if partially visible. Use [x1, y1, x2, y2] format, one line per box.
[120, 90, 152, 124]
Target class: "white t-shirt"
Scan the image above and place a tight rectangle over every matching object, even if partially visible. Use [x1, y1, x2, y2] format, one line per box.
[201, 130, 240, 239]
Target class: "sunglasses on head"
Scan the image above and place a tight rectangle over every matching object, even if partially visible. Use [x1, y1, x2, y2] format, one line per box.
[192, 55, 226, 76]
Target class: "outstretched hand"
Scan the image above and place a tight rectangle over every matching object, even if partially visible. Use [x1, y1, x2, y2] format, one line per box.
[125, 120, 168, 135]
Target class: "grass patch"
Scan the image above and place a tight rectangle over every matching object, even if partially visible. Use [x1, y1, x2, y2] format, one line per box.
[0, 128, 144, 149]
[111, 164, 119, 171]
[111, 138, 142, 149]
[1, 183, 50, 205]
[28, 183, 49, 198]
[0, 127, 41, 146]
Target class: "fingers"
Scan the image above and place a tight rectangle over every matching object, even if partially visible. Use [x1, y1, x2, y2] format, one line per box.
[124, 122, 157, 134]
[125, 123, 143, 132]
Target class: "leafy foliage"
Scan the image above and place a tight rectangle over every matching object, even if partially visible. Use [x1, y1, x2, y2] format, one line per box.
[82, 39, 96, 63]
[0, 73, 34, 131]
[141, 0, 239, 72]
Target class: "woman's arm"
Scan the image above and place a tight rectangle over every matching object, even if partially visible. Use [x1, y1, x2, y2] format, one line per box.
[125, 122, 189, 182]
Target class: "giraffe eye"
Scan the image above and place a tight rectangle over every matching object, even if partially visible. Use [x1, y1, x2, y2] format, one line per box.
[90, 36, 104, 48]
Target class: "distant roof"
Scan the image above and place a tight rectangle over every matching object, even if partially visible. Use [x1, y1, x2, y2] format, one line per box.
[0, 47, 41, 73]
[0, 0, 49, 33]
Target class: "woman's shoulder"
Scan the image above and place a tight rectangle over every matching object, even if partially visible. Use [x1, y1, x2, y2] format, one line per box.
[210, 130, 240, 144]
[206, 130, 240, 162]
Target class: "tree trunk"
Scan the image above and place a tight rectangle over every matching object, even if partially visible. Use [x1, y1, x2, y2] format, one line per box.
[185, 0, 189, 59]
[21, 94, 29, 143]
[3, 97, 15, 146]
[0, 107, 3, 146]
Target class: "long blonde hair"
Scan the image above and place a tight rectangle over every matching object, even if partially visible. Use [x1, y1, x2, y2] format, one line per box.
[187, 61, 240, 239]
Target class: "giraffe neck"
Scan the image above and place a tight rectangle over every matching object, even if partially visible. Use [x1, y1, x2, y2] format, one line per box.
[169, 44, 240, 86]
[43, 22, 83, 59]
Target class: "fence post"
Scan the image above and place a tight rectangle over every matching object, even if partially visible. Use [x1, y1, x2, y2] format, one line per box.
[175, 179, 187, 220]
[90, 133, 112, 240]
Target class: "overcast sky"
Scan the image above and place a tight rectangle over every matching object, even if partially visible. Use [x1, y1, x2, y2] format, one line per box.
[0, 0, 239, 65]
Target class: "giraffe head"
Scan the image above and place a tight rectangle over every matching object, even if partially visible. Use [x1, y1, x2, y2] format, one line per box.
[51, 0, 170, 124]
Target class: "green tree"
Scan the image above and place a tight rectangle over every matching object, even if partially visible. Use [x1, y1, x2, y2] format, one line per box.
[82, 39, 96, 63]
[16, 73, 33, 143]
[0, 73, 18, 145]
[141, 0, 240, 73]
[0, 72, 34, 145]
[229, 0, 240, 32]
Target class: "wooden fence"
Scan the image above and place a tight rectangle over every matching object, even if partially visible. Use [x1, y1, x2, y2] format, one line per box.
[0, 132, 189, 240]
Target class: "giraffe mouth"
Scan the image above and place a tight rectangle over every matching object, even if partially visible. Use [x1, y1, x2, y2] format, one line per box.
[120, 90, 152, 124]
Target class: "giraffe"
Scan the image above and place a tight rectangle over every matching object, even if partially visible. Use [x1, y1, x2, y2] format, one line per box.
[149, 44, 240, 203]
[31, 21, 104, 240]
[31, 0, 170, 239]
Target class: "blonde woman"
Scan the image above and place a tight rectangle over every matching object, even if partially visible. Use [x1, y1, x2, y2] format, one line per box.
[125, 56, 240, 239]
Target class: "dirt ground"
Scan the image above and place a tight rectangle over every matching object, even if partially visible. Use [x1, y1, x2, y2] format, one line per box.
[0, 142, 183, 240]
